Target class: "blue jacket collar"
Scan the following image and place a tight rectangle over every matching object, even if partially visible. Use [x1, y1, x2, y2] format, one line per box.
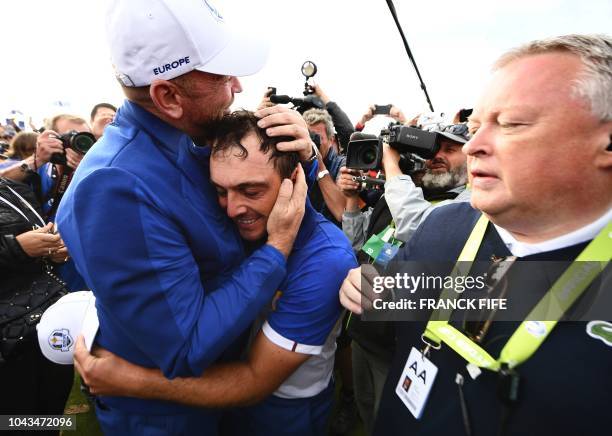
[292, 202, 319, 250]
[118, 100, 186, 154]
[118, 100, 211, 189]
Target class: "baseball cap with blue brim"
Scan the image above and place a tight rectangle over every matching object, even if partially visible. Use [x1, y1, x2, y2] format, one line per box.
[106, 0, 269, 87]
[36, 291, 99, 365]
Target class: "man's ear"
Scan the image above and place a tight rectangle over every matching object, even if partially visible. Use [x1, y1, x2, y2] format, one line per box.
[290, 166, 299, 182]
[149, 80, 184, 120]
[593, 119, 612, 169]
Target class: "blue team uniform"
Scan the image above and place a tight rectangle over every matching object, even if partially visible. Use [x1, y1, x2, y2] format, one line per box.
[223, 206, 357, 436]
[56, 100, 292, 435]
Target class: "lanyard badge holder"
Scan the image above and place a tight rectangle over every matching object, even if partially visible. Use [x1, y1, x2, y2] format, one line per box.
[361, 222, 403, 268]
[398, 215, 612, 426]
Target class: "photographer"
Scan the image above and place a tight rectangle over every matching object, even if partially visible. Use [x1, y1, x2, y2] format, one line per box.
[337, 124, 470, 434]
[90, 102, 117, 140]
[36, 115, 92, 221]
[302, 108, 347, 224]
[341, 124, 471, 252]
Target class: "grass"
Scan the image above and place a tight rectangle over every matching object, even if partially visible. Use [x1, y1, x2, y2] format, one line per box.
[61, 372, 102, 436]
[61, 370, 365, 435]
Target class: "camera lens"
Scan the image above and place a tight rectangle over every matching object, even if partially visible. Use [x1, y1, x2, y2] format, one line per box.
[360, 147, 377, 165]
[72, 132, 96, 154]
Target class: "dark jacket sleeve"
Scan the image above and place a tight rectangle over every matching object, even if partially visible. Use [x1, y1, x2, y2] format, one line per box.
[325, 101, 354, 151]
[0, 179, 43, 269]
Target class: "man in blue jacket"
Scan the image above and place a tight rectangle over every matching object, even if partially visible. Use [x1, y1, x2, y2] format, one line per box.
[56, 0, 318, 434]
[73, 110, 358, 435]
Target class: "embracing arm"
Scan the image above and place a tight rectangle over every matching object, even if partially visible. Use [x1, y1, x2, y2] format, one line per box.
[58, 168, 290, 378]
[75, 329, 309, 408]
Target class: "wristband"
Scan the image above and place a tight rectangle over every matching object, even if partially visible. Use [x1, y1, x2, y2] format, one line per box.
[305, 142, 320, 163]
[355, 122, 365, 132]
[317, 169, 329, 181]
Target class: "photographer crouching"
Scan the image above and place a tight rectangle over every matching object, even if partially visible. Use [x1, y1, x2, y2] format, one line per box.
[337, 122, 470, 434]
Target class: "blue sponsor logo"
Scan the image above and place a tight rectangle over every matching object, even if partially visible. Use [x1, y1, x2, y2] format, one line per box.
[153, 56, 191, 76]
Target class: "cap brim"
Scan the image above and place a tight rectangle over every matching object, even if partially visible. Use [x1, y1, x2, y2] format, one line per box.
[437, 131, 467, 144]
[195, 26, 269, 77]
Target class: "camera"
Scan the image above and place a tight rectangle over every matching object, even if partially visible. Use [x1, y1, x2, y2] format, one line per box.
[269, 92, 325, 114]
[268, 60, 325, 114]
[50, 130, 96, 165]
[346, 125, 440, 174]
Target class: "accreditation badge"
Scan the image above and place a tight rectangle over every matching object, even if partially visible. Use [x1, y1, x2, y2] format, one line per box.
[395, 347, 438, 419]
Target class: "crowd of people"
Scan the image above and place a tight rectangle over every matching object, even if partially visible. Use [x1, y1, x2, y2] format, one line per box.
[0, 1, 610, 436]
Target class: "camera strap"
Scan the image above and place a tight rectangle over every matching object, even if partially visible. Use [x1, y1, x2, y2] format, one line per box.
[46, 168, 73, 221]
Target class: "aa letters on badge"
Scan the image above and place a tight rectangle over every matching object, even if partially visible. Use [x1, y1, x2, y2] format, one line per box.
[395, 347, 438, 419]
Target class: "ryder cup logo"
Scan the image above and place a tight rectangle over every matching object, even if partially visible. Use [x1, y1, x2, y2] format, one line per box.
[203, 0, 223, 21]
[48, 328, 74, 352]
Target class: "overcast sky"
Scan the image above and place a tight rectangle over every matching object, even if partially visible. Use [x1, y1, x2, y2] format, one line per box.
[2, 0, 611, 130]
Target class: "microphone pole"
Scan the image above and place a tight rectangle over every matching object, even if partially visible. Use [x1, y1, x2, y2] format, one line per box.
[385, 0, 435, 112]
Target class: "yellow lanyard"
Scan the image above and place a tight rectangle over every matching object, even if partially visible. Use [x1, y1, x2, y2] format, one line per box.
[422, 217, 611, 371]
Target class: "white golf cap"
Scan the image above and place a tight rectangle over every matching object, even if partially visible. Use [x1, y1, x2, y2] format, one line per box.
[106, 0, 269, 87]
[36, 291, 99, 365]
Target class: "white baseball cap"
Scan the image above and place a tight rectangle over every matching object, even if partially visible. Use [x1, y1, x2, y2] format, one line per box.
[36, 291, 99, 365]
[106, 0, 269, 87]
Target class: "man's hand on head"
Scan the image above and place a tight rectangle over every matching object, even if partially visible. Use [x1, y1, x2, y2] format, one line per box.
[266, 163, 307, 259]
[255, 106, 315, 162]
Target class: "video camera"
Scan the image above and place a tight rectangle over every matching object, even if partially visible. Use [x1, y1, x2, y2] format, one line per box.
[50, 130, 96, 166]
[346, 125, 440, 175]
[269, 61, 325, 114]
